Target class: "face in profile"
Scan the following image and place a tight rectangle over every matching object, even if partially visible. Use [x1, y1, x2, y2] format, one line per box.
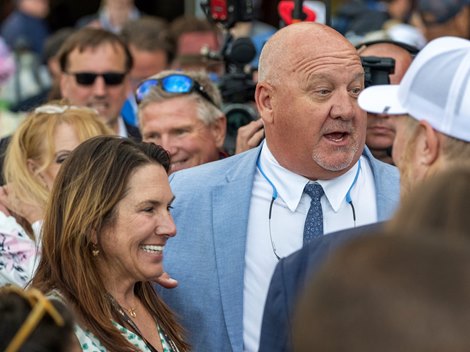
[359, 44, 412, 157]
[30, 122, 81, 191]
[96, 163, 176, 283]
[140, 96, 225, 173]
[391, 114, 420, 197]
[60, 43, 130, 131]
[366, 112, 396, 151]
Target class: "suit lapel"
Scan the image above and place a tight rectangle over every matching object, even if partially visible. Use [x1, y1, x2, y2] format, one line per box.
[362, 147, 400, 220]
[212, 147, 260, 351]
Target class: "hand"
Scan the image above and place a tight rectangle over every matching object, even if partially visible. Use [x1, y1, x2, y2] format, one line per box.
[154, 272, 178, 289]
[235, 119, 265, 154]
[0, 184, 43, 223]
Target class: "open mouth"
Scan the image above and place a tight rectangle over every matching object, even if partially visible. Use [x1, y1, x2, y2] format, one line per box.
[88, 102, 109, 113]
[324, 131, 350, 142]
[140, 245, 164, 254]
[369, 125, 394, 134]
[170, 159, 189, 171]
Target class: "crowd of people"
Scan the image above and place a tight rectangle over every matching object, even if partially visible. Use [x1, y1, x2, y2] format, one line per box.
[1, 0, 470, 351]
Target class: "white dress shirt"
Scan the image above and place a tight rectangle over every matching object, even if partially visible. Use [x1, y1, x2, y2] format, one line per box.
[243, 142, 377, 351]
[117, 116, 129, 138]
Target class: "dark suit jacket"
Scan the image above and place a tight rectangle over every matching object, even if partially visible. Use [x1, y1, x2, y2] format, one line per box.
[124, 121, 141, 141]
[259, 223, 384, 352]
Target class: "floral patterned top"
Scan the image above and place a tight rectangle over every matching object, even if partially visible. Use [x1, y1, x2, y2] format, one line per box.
[0, 211, 42, 287]
[48, 290, 178, 352]
[75, 322, 177, 352]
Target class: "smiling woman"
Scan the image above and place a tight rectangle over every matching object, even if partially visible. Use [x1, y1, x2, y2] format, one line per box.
[31, 136, 189, 352]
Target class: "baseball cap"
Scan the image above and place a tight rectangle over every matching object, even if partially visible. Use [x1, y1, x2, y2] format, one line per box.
[358, 36, 470, 142]
[418, 0, 470, 25]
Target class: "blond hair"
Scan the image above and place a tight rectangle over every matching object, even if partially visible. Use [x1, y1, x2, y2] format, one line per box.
[4, 102, 112, 235]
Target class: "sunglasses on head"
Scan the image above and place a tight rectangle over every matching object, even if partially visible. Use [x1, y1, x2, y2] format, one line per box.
[66, 71, 126, 86]
[3, 286, 65, 352]
[135, 74, 219, 108]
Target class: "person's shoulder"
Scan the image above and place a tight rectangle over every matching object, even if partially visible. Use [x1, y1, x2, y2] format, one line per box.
[170, 148, 259, 186]
[0, 11, 21, 34]
[286, 223, 384, 266]
[363, 148, 399, 178]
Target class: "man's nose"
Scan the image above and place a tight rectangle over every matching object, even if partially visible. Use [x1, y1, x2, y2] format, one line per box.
[160, 136, 178, 155]
[330, 91, 356, 120]
[92, 76, 107, 96]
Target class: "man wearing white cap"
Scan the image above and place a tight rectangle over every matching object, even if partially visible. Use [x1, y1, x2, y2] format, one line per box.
[358, 35, 470, 197]
[259, 35, 470, 352]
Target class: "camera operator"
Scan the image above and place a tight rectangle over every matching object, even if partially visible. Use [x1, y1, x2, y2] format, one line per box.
[358, 40, 416, 165]
[200, 0, 269, 155]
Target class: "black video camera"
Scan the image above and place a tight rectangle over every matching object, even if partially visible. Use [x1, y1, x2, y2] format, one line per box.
[204, 0, 255, 29]
[361, 56, 395, 88]
[201, 0, 259, 154]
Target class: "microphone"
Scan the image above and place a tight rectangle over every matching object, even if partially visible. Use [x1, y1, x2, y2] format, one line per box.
[277, 0, 330, 26]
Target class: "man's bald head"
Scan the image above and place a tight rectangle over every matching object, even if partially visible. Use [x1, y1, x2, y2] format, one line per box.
[258, 23, 359, 85]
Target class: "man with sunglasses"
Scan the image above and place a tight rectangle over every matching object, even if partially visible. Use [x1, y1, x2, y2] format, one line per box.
[58, 27, 141, 140]
[157, 22, 399, 352]
[137, 70, 227, 174]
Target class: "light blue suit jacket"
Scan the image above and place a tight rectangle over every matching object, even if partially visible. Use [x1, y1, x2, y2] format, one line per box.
[158, 145, 399, 352]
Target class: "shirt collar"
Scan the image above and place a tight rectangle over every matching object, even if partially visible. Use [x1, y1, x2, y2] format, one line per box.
[259, 142, 361, 213]
[118, 116, 128, 138]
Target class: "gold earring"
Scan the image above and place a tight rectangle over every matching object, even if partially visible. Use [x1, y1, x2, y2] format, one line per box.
[92, 243, 100, 257]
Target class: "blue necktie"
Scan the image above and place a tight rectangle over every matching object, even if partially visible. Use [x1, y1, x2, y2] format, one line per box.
[303, 183, 324, 245]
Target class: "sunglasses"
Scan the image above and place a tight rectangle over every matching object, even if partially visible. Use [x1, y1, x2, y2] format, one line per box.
[3, 286, 65, 352]
[135, 74, 219, 108]
[66, 71, 127, 86]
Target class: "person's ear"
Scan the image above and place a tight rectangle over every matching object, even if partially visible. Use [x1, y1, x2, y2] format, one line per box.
[27, 159, 49, 188]
[417, 120, 440, 166]
[27, 158, 39, 175]
[91, 229, 98, 244]
[255, 82, 274, 124]
[211, 115, 227, 149]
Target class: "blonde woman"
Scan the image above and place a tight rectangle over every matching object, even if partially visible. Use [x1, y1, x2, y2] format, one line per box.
[0, 102, 111, 287]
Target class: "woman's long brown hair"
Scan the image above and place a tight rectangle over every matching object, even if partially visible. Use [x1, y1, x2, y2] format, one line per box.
[32, 136, 189, 351]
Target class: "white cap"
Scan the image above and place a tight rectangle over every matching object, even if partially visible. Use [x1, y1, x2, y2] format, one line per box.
[358, 36, 470, 142]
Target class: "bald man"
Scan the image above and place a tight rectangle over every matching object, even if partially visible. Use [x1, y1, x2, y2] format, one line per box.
[358, 42, 414, 164]
[158, 23, 399, 352]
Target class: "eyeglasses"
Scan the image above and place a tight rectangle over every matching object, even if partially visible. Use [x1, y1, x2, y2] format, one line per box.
[65, 71, 127, 86]
[3, 286, 65, 352]
[135, 74, 219, 108]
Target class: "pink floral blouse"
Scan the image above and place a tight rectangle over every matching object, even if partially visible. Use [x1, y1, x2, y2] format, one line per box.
[0, 211, 42, 287]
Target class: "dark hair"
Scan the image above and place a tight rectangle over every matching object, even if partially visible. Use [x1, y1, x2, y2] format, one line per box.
[0, 287, 74, 352]
[43, 27, 76, 64]
[32, 136, 189, 351]
[121, 16, 176, 64]
[293, 233, 470, 352]
[58, 27, 133, 73]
